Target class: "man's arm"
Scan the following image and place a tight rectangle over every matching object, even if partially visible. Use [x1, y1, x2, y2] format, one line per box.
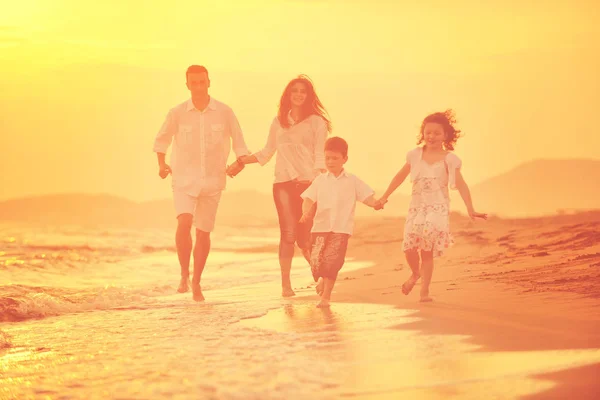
[154, 109, 176, 179]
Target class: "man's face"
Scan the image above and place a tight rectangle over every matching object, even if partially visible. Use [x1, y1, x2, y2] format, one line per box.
[186, 72, 210, 97]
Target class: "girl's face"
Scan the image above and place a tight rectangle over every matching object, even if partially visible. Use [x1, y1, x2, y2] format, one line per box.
[422, 122, 447, 149]
[290, 82, 308, 108]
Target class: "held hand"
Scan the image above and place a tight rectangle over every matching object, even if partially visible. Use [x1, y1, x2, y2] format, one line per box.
[226, 160, 245, 178]
[374, 198, 388, 210]
[468, 210, 488, 220]
[158, 164, 172, 179]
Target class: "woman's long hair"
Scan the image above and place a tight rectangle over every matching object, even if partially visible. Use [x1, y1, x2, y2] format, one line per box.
[277, 75, 332, 133]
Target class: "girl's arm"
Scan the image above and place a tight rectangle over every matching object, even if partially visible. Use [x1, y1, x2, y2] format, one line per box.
[455, 169, 487, 219]
[380, 162, 411, 202]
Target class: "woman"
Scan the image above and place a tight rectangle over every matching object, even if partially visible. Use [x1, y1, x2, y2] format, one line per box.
[239, 75, 331, 297]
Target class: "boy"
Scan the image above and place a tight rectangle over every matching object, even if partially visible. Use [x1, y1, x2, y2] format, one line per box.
[300, 137, 383, 308]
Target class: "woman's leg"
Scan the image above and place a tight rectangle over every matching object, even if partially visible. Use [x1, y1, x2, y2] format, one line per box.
[273, 182, 298, 296]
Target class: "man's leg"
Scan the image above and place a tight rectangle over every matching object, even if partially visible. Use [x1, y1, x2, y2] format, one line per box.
[190, 191, 221, 302]
[176, 214, 193, 292]
[173, 192, 196, 293]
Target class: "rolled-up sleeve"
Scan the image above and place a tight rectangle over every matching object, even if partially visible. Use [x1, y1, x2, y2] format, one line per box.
[153, 109, 176, 154]
[227, 108, 251, 157]
[254, 118, 279, 166]
[354, 176, 375, 202]
[313, 117, 327, 170]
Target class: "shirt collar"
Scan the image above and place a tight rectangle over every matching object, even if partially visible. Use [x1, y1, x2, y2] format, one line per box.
[326, 169, 348, 179]
[186, 96, 217, 112]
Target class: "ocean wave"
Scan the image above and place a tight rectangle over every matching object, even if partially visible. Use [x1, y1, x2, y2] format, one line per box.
[0, 284, 175, 323]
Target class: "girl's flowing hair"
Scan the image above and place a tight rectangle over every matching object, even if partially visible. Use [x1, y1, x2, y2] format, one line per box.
[417, 109, 462, 150]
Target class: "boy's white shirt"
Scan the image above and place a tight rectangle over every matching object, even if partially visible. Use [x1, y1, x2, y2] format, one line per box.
[301, 169, 374, 235]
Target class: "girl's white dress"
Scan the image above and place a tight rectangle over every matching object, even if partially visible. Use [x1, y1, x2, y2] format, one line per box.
[403, 147, 462, 257]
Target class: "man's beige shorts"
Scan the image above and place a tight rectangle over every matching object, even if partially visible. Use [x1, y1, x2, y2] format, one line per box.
[173, 191, 222, 232]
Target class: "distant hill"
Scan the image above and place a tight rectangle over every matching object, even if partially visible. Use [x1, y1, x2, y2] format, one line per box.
[457, 159, 600, 217]
[0, 159, 598, 227]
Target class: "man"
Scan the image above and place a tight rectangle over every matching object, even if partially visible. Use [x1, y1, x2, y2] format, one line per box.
[153, 65, 248, 301]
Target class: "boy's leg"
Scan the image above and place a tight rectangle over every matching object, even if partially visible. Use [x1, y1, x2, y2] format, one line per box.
[316, 233, 349, 307]
[402, 250, 421, 295]
[317, 277, 336, 308]
[419, 250, 434, 302]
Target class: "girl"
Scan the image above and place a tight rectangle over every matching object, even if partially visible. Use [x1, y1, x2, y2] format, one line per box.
[237, 75, 331, 297]
[377, 110, 487, 302]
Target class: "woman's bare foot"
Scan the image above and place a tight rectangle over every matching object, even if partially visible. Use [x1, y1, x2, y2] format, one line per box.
[401, 274, 421, 295]
[192, 283, 204, 302]
[316, 299, 330, 308]
[177, 277, 189, 293]
[282, 287, 296, 297]
[315, 278, 324, 296]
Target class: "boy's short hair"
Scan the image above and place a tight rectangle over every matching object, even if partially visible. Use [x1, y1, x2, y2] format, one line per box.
[325, 136, 348, 157]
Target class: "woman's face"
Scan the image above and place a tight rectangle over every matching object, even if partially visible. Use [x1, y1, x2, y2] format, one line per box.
[289, 82, 308, 108]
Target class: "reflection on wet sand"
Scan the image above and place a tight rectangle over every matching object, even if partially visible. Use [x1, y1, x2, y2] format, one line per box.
[241, 302, 600, 399]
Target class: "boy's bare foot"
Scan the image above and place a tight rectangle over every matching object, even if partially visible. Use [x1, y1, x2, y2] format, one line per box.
[177, 277, 189, 293]
[316, 299, 330, 308]
[419, 296, 433, 302]
[401, 274, 421, 295]
[192, 283, 204, 302]
[282, 287, 296, 297]
[315, 278, 324, 296]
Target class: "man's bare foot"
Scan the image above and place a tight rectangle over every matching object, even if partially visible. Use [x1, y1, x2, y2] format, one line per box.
[420, 296, 433, 302]
[316, 299, 330, 308]
[177, 277, 189, 293]
[315, 278, 324, 296]
[192, 283, 204, 302]
[401, 274, 421, 295]
[282, 287, 296, 297]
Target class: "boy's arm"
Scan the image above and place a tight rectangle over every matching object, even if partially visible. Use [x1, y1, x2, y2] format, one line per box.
[362, 194, 378, 208]
[299, 177, 319, 222]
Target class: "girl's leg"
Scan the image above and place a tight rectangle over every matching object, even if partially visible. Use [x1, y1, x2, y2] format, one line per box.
[273, 183, 298, 296]
[402, 249, 421, 295]
[419, 250, 434, 302]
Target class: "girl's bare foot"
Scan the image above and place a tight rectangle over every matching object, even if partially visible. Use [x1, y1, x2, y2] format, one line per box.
[316, 299, 330, 308]
[315, 278, 324, 296]
[401, 274, 421, 295]
[419, 296, 433, 302]
[282, 287, 296, 297]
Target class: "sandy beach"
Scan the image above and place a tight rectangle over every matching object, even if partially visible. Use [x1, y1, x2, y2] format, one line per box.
[1, 211, 599, 399]
[325, 212, 600, 398]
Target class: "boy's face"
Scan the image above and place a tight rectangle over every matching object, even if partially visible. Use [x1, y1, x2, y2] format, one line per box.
[325, 150, 347, 174]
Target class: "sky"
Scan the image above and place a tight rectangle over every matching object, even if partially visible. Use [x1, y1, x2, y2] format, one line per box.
[1, 0, 599, 201]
